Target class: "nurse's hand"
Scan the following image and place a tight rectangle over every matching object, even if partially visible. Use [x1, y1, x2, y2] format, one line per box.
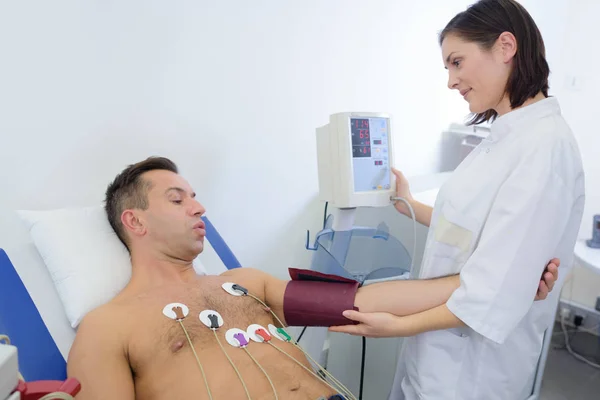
[392, 168, 414, 216]
[328, 310, 402, 338]
[391, 168, 434, 227]
[535, 258, 560, 301]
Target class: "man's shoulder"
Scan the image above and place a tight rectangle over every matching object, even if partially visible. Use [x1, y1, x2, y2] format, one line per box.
[67, 300, 133, 384]
[75, 300, 129, 343]
[219, 266, 272, 280]
[69, 301, 130, 366]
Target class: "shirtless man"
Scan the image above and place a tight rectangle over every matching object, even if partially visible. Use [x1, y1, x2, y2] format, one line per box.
[67, 157, 560, 400]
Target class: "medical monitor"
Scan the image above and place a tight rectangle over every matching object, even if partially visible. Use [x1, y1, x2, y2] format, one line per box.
[316, 112, 395, 208]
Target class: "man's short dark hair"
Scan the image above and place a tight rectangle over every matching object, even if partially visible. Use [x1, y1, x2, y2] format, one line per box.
[439, 0, 550, 125]
[105, 157, 178, 250]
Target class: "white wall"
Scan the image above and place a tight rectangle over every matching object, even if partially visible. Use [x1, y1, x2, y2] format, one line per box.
[0, 0, 574, 282]
[0, 0, 581, 290]
[0, 0, 580, 290]
[551, 0, 600, 309]
[0, 0, 472, 279]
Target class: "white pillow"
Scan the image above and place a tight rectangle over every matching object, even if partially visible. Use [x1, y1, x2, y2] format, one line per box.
[18, 206, 208, 329]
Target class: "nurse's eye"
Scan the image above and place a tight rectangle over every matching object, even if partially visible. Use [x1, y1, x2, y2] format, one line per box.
[171, 199, 182, 205]
[453, 59, 462, 68]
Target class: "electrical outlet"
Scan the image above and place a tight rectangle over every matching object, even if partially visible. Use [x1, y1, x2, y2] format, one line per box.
[557, 299, 600, 335]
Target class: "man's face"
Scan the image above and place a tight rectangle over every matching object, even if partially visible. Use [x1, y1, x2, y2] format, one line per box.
[136, 169, 206, 261]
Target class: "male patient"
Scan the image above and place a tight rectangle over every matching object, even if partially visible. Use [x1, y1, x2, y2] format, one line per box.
[67, 157, 559, 400]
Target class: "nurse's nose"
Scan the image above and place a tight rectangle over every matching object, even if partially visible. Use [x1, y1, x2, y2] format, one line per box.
[447, 71, 459, 90]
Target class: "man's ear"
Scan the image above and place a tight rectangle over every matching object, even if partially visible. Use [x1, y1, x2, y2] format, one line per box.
[121, 210, 146, 238]
[498, 31, 517, 63]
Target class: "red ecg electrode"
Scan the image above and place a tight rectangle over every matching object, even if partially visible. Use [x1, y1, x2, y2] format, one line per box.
[256, 328, 272, 342]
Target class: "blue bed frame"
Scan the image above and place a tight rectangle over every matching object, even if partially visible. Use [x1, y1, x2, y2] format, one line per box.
[0, 215, 240, 381]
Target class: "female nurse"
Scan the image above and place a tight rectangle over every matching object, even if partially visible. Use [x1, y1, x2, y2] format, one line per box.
[330, 1, 586, 399]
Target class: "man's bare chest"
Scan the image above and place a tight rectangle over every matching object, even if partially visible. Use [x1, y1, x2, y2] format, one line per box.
[123, 276, 274, 376]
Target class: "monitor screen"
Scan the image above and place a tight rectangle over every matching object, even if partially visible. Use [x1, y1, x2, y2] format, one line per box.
[350, 117, 391, 193]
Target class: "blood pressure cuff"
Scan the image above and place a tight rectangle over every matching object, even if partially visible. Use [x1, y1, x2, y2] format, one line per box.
[283, 268, 360, 327]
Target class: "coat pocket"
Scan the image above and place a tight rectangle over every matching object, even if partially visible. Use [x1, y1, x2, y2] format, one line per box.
[432, 201, 481, 264]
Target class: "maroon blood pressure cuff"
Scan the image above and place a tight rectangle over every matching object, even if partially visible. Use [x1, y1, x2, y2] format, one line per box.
[283, 268, 360, 327]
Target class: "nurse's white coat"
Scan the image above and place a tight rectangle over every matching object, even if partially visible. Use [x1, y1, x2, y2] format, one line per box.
[390, 97, 586, 400]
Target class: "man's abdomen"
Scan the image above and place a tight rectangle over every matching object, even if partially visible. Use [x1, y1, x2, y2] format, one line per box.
[135, 338, 338, 400]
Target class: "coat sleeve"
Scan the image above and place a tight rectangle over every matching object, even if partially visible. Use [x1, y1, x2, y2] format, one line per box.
[446, 151, 575, 344]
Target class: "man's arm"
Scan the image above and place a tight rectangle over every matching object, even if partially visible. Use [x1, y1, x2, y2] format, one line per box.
[354, 275, 460, 316]
[222, 259, 557, 329]
[220, 267, 287, 322]
[370, 259, 560, 334]
[221, 267, 459, 326]
[67, 308, 135, 400]
[347, 260, 557, 334]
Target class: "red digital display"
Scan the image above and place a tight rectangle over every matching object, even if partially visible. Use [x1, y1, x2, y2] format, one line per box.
[352, 118, 371, 158]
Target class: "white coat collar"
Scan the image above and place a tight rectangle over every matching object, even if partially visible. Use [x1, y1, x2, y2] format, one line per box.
[487, 97, 561, 143]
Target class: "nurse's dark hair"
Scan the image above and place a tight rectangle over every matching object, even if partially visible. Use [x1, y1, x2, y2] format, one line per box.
[104, 156, 178, 251]
[440, 0, 549, 125]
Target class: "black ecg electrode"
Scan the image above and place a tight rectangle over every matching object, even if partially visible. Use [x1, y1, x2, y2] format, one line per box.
[232, 284, 248, 295]
[208, 314, 220, 329]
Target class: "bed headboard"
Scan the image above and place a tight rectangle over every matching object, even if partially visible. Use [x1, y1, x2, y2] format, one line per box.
[0, 248, 67, 381]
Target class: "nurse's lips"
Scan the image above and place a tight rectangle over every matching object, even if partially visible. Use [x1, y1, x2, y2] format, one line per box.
[460, 89, 471, 99]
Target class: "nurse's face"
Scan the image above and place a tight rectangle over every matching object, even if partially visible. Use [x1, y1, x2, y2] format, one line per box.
[442, 33, 514, 115]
